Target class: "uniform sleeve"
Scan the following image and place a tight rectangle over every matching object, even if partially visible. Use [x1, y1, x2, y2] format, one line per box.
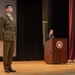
[0, 16, 4, 40]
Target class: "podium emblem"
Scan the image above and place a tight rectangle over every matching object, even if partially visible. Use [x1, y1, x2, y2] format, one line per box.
[56, 41, 63, 49]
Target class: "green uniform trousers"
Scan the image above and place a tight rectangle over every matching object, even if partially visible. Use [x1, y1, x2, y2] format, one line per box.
[3, 41, 15, 70]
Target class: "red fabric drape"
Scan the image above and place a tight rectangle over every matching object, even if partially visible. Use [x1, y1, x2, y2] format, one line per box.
[69, 0, 75, 60]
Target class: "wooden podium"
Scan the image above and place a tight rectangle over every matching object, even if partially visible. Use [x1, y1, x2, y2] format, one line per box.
[44, 38, 67, 64]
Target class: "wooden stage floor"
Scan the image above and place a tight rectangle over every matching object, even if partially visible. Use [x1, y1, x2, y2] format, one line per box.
[0, 61, 75, 75]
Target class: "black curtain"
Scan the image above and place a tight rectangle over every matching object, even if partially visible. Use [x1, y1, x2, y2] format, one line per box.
[16, 0, 43, 60]
[48, 0, 52, 33]
[48, 0, 69, 38]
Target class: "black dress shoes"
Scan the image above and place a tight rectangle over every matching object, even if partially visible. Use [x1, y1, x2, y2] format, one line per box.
[4, 69, 10, 73]
[9, 69, 16, 72]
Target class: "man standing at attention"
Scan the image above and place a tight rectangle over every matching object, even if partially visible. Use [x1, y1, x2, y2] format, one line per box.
[0, 4, 16, 73]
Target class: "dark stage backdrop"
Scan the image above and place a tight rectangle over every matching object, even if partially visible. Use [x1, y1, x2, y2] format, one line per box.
[16, 0, 69, 60]
[48, 0, 69, 38]
[17, 0, 43, 60]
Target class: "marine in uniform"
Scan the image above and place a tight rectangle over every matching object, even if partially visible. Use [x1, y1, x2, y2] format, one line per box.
[0, 4, 16, 73]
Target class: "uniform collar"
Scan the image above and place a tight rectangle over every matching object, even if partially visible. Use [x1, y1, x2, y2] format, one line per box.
[7, 13, 12, 17]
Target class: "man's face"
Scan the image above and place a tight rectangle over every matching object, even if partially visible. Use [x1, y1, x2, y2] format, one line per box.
[49, 30, 53, 35]
[6, 6, 13, 14]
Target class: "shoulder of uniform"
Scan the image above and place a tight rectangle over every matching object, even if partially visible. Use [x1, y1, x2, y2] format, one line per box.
[0, 15, 7, 22]
[3, 15, 7, 18]
[0, 15, 7, 19]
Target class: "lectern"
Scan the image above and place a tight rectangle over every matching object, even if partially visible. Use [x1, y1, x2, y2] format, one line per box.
[44, 38, 67, 64]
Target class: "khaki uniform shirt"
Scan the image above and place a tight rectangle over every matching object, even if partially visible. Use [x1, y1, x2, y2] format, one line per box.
[0, 14, 16, 41]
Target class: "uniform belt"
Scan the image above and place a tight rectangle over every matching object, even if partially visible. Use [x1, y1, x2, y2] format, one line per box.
[5, 28, 15, 31]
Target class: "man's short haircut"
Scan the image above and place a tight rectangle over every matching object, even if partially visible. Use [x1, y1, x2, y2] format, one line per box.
[5, 4, 13, 9]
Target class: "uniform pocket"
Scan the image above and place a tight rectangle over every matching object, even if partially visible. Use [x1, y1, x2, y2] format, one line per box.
[4, 31, 12, 40]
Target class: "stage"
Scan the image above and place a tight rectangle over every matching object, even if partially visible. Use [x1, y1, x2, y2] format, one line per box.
[0, 61, 75, 75]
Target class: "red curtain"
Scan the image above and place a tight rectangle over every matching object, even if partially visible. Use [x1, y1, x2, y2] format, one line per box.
[69, 0, 75, 60]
